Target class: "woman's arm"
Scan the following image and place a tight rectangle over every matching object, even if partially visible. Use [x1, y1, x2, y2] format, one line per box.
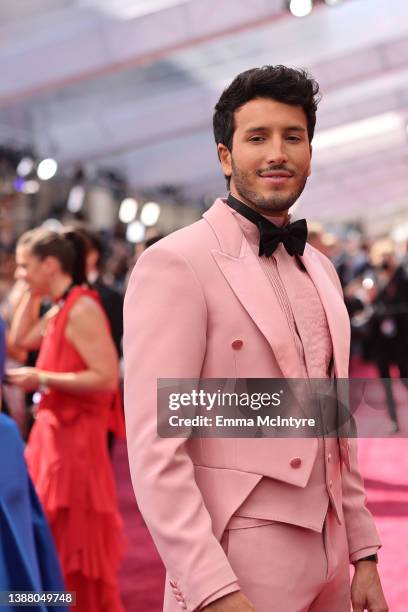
[6, 297, 118, 393]
[44, 296, 118, 392]
[9, 291, 50, 350]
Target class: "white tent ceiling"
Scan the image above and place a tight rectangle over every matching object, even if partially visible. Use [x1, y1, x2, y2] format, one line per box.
[0, 0, 407, 223]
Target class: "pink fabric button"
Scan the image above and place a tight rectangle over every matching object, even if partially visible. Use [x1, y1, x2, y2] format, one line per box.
[231, 339, 243, 350]
[290, 457, 302, 468]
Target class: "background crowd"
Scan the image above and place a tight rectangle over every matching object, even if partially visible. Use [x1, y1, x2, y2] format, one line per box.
[1, 218, 408, 438]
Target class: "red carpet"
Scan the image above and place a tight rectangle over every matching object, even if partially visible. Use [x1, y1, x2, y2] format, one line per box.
[114, 358, 408, 610]
[113, 442, 165, 612]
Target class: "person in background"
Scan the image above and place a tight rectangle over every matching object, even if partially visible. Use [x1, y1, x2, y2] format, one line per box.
[6, 227, 124, 612]
[123, 233, 166, 290]
[78, 227, 125, 452]
[0, 279, 31, 434]
[1, 318, 67, 612]
[369, 240, 408, 432]
[79, 228, 123, 357]
[0, 414, 68, 612]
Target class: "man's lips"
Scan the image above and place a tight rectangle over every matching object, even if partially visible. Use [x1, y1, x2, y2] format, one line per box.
[259, 171, 293, 184]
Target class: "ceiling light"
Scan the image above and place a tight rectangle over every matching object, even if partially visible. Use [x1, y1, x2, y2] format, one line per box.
[289, 0, 313, 18]
[37, 158, 58, 180]
[84, 0, 190, 20]
[17, 156, 34, 177]
[140, 202, 161, 227]
[67, 185, 86, 213]
[313, 113, 403, 151]
[119, 197, 138, 224]
[126, 220, 145, 243]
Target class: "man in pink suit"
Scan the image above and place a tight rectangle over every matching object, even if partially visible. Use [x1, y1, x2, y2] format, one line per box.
[124, 66, 388, 611]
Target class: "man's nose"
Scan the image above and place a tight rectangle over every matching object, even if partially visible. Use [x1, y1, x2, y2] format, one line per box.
[265, 138, 288, 166]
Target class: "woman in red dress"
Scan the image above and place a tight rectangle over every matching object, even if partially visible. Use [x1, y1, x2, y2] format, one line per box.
[7, 228, 124, 612]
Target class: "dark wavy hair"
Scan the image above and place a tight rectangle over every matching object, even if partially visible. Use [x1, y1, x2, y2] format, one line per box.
[213, 65, 321, 186]
[17, 227, 88, 285]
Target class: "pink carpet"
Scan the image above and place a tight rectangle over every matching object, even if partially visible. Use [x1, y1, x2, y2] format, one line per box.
[114, 358, 408, 610]
[113, 442, 165, 611]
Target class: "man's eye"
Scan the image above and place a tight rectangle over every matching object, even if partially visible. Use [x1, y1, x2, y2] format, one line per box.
[249, 136, 265, 142]
[287, 135, 301, 142]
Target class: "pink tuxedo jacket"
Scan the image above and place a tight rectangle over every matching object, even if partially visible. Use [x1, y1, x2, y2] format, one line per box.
[123, 199, 380, 612]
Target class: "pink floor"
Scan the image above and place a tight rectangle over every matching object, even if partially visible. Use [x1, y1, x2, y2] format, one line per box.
[114, 441, 165, 611]
[114, 358, 408, 610]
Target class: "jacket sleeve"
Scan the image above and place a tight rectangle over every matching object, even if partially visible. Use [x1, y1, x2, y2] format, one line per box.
[123, 245, 238, 612]
[319, 253, 382, 560]
[341, 439, 381, 561]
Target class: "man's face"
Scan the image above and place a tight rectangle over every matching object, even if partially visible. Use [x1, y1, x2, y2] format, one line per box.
[15, 245, 51, 295]
[218, 97, 312, 216]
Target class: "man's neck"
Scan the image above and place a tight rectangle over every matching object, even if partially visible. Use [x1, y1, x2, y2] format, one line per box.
[228, 191, 290, 226]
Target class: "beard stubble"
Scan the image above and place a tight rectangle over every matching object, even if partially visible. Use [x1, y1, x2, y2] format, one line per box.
[231, 158, 308, 214]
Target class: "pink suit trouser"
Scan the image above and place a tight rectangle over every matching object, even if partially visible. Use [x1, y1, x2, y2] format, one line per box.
[220, 507, 351, 612]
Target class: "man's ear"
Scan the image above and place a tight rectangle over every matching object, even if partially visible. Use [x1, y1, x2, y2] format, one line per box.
[217, 143, 232, 180]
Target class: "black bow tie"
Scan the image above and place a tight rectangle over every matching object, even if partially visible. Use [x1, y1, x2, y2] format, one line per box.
[226, 193, 308, 257]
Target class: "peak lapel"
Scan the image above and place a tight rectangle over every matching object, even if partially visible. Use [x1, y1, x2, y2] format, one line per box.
[204, 200, 304, 379]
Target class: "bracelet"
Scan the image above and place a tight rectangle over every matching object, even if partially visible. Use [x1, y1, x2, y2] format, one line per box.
[353, 553, 378, 564]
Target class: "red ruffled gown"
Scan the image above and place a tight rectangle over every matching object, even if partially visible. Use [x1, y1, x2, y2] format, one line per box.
[25, 286, 125, 612]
